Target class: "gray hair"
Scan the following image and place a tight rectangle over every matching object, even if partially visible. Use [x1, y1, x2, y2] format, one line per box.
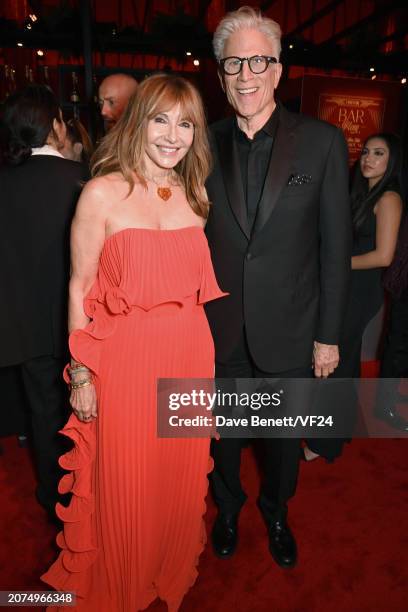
[213, 6, 282, 62]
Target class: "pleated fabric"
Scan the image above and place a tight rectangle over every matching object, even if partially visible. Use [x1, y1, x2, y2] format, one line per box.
[41, 226, 227, 611]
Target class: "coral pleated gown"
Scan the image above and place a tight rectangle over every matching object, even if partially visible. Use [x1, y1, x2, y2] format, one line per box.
[42, 226, 227, 611]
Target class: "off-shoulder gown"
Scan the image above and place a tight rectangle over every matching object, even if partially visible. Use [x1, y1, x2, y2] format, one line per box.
[42, 226, 227, 611]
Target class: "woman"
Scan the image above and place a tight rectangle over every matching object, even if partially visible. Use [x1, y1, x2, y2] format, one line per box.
[304, 133, 403, 461]
[0, 85, 88, 518]
[376, 209, 408, 430]
[42, 74, 226, 611]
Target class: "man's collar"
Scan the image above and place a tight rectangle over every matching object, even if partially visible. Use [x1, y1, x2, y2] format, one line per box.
[262, 101, 280, 137]
[234, 101, 280, 141]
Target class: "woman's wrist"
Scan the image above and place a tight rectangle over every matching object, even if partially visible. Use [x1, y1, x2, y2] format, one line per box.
[67, 360, 92, 383]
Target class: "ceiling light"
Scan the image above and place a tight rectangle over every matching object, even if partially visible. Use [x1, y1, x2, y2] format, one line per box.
[29, 14, 38, 22]
[401, 77, 407, 84]
[369, 67, 375, 72]
[289, 44, 294, 49]
[186, 51, 192, 56]
[37, 50, 44, 57]
[17, 42, 23, 47]
[26, 23, 32, 29]
[193, 59, 200, 66]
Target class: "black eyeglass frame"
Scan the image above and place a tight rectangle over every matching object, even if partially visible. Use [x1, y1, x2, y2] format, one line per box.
[219, 55, 278, 75]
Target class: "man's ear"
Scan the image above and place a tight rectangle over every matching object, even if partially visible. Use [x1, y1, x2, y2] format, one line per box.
[73, 142, 83, 158]
[217, 70, 226, 93]
[52, 117, 65, 146]
[274, 62, 283, 90]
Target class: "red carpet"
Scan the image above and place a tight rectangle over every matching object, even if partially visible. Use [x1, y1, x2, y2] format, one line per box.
[1, 432, 407, 611]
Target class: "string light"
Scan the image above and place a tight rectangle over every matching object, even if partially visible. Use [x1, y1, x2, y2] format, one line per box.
[17, 42, 23, 47]
[37, 50, 44, 57]
[369, 67, 375, 72]
[289, 44, 294, 49]
[186, 51, 192, 56]
[29, 14, 38, 22]
[193, 59, 200, 66]
[401, 78, 407, 84]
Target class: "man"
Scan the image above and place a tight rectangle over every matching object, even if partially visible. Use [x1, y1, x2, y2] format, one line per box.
[205, 6, 351, 568]
[98, 73, 138, 131]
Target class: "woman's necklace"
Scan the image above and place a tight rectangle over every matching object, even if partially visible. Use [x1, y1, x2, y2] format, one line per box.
[144, 170, 178, 202]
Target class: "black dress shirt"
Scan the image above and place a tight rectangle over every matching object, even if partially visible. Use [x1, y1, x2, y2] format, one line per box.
[235, 104, 280, 230]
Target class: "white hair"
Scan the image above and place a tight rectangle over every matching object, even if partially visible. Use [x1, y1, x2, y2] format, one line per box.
[213, 6, 282, 62]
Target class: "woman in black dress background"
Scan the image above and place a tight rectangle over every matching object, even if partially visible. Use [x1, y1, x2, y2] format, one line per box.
[304, 133, 404, 461]
[376, 209, 408, 431]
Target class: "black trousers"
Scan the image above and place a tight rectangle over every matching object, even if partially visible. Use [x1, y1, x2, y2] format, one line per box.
[0, 365, 30, 436]
[19, 355, 70, 515]
[211, 330, 311, 524]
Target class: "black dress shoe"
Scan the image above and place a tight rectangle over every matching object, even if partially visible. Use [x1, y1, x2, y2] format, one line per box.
[374, 406, 408, 432]
[268, 519, 297, 568]
[211, 513, 238, 559]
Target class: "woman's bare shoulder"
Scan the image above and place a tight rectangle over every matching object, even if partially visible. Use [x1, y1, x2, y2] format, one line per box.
[80, 173, 135, 214]
[82, 173, 125, 198]
[377, 190, 403, 206]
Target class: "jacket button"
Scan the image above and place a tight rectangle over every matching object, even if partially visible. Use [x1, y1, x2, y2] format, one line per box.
[246, 252, 253, 261]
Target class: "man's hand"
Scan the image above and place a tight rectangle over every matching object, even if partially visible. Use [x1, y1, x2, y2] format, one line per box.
[313, 341, 339, 378]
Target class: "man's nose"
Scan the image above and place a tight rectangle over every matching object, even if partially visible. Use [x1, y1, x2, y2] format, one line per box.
[239, 59, 252, 81]
[100, 102, 108, 117]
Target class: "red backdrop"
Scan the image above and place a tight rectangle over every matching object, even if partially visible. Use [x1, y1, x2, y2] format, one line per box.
[300, 75, 403, 164]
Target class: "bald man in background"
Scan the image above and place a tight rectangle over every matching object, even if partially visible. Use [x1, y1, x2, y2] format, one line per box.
[98, 73, 138, 132]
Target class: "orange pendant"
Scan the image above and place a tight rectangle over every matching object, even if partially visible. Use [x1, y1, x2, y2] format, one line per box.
[157, 187, 172, 201]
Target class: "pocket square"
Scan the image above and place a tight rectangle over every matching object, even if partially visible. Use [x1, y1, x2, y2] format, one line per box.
[287, 173, 312, 186]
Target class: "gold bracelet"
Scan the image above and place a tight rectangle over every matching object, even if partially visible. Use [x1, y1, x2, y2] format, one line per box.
[71, 379, 92, 390]
[68, 366, 90, 378]
[69, 360, 90, 371]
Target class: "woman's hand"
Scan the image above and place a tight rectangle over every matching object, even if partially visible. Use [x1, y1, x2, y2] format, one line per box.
[70, 382, 98, 422]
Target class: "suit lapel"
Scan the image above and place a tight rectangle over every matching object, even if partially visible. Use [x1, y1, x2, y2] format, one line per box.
[215, 123, 250, 240]
[252, 107, 299, 236]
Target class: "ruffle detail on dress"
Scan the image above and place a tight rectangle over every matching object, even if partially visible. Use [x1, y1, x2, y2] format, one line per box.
[70, 285, 199, 378]
[68, 286, 131, 377]
[41, 413, 97, 599]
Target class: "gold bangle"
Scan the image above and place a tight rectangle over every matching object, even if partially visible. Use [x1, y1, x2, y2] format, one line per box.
[68, 366, 90, 378]
[71, 379, 92, 390]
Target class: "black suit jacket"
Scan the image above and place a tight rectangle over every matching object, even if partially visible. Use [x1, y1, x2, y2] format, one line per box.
[0, 155, 88, 367]
[205, 104, 352, 372]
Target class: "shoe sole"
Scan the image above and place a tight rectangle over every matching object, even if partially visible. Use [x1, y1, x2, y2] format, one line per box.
[211, 537, 238, 559]
[269, 550, 297, 568]
[212, 549, 237, 559]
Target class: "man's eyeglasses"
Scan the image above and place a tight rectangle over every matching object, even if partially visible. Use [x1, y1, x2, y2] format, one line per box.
[219, 55, 278, 76]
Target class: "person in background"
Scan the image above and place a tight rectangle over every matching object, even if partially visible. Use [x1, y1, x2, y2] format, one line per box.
[60, 117, 94, 165]
[205, 6, 351, 568]
[376, 207, 408, 430]
[98, 73, 138, 132]
[0, 85, 88, 520]
[304, 133, 404, 460]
